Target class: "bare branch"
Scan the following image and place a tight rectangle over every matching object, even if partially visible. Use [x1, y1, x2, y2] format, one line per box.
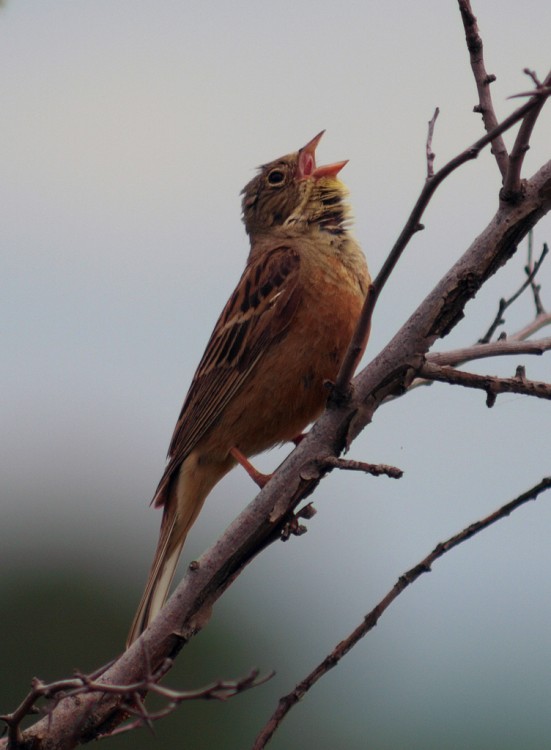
[457, 0, 509, 177]
[0, 667, 273, 745]
[332, 85, 551, 401]
[427, 334, 551, 368]
[419, 361, 551, 406]
[507, 311, 551, 341]
[479, 240, 549, 343]
[252, 477, 551, 749]
[502, 70, 551, 201]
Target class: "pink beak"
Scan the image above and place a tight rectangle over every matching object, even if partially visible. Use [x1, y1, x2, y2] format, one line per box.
[297, 131, 348, 180]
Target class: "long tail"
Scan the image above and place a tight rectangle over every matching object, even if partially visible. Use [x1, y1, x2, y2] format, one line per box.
[126, 508, 185, 646]
[127, 451, 233, 647]
[127, 475, 209, 646]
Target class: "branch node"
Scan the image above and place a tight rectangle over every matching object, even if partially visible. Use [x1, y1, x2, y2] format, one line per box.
[296, 502, 317, 520]
[485, 389, 497, 408]
[280, 517, 308, 541]
[326, 378, 353, 408]
[426, 107, 439, 179]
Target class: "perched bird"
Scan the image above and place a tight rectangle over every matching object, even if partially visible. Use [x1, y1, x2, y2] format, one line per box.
[127, 131, 370, 645]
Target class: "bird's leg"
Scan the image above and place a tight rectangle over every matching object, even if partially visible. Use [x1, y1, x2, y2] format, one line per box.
[230, 447, 272, 488]
[291, 433, 307, 446]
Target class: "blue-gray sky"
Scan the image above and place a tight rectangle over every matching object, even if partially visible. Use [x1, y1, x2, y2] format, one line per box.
[2, 2, 551, 748]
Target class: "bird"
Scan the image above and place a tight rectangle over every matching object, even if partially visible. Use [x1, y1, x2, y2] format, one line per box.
[127, 131, 370, 646]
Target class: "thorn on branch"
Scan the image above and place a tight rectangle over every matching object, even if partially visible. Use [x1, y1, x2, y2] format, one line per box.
[485, 388, 497, 408]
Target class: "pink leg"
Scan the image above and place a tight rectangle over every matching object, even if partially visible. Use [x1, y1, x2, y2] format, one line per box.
[230, 447, 272, 489]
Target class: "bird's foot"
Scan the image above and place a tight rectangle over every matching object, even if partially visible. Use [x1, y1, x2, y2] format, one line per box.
[230, 447, 272, 488]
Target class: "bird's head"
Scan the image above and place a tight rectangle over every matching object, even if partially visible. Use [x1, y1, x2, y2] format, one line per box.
[241, 131, 350, 237]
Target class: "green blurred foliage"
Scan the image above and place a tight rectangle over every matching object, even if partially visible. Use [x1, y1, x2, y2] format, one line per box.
[1, 568, 367, 749]
[0, 569, 275, 749]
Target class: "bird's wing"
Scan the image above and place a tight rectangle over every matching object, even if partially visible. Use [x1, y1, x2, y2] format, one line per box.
[152, 244, 302, 506]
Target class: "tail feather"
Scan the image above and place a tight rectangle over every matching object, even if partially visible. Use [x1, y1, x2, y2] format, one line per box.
[126, 510, 188, 646]
[127, 452, 232, 647]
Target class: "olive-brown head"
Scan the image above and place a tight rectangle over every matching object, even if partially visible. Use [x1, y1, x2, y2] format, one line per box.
[241, 131, 350, 237]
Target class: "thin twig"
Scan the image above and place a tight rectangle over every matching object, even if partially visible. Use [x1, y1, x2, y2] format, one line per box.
[331, 74, 551, 400]
[419, 361, 551, 406]
[479, 241, 549, 343]
[502, 70, 551, 201]
[526, 235, 547, 315]
[426, 108, 439, 179]
[507, 312, 551, 341]
[457, 0, 509, 177]
[0, 667, 273, 745]
[252, 477, 551, 749]
[402, 332, 551, 397]
[322, 456, 403, 479]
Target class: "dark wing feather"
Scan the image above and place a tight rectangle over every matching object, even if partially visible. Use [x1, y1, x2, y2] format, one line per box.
[152, 245, 301, 505]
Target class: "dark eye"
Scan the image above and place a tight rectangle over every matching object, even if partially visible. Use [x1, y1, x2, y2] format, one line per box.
[267, 169, 285, 186]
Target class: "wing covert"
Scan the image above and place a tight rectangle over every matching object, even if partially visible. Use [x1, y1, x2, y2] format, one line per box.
[153, 245, 301, 504]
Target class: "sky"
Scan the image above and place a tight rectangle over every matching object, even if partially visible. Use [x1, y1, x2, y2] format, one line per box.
[1, 2, 551, 748]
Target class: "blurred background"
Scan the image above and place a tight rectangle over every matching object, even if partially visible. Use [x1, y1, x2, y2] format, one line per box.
[1, 1, 551, 748]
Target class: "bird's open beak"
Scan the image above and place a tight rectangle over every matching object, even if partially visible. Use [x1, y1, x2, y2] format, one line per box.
[297, 130, 348, 180]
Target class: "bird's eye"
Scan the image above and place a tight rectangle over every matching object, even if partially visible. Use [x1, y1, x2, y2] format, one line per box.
[267, 169, 285, 186]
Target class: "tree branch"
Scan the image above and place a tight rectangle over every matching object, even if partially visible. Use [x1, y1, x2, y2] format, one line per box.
[427, 333, 551, 368]
[0, 665, 272, 746]
[507, 310, 551, 341]
[332, 80, 551, 401]
[479, 240, 549, 343]
[502, 71, 551, 202]
[419, 361, 551, 406]
[252, 477, 551, 749]
[457, 0, 509, 178]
